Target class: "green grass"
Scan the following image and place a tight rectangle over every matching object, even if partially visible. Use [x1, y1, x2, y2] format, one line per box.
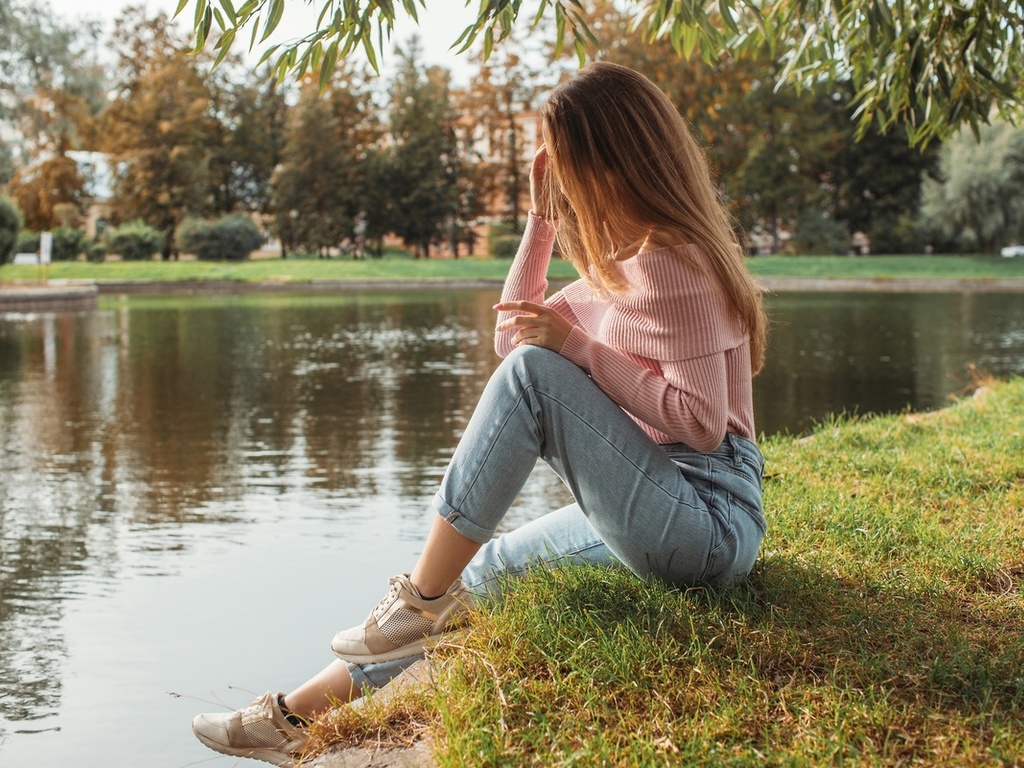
[0, 252, 579, 283]
[746, 254, 1024, 280]
[2, 252, 1023, 285]
[313, 376, 1024, 766]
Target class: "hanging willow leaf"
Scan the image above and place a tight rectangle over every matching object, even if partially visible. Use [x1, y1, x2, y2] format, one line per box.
[260, 0, 284, 43]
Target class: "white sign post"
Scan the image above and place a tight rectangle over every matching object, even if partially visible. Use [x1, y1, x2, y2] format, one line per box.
[39, 231, 52, 284]
[40, 231, 52, 264]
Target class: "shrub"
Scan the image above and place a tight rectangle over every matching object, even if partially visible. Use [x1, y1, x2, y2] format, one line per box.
[177, 214, 264, 261]
[488, 221, 524, 259]
[792, 209, 850, 255]
[106, 220, 162, 261]
[51, 227, 85, 261]
[14, 231, 39, 261]
[867, 213, 926, 255]
[0, 196, 22, 265]
[489, 234, 521, 259]
[84, 238, 106, 263]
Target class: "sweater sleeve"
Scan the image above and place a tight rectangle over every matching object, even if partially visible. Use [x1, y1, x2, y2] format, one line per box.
[494, 212, 584, 357]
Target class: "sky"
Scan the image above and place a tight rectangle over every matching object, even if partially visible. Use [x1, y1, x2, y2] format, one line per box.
[44, 0, 483, 84]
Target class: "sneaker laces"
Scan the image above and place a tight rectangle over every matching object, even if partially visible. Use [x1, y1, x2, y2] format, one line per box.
[370, 576, 407, 622]
[241, 695, 273, 721]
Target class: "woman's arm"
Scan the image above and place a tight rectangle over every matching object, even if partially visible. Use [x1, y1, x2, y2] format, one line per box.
[493, 213, 582, 357]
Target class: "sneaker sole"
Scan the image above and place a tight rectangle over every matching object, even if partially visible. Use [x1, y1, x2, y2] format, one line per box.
[331, 632, 447, 664]
[192, 727, 297, 768]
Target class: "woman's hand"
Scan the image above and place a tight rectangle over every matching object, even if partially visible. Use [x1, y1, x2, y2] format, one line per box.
[494, 301, 572, 352]
[530, 144, 550, 216]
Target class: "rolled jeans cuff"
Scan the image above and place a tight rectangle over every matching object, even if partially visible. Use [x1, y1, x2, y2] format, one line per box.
[431, 492, 493, 544]
[345, 654, 422, 694]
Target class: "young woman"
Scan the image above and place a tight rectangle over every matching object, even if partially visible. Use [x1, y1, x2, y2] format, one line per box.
[192, 60, 768, 767]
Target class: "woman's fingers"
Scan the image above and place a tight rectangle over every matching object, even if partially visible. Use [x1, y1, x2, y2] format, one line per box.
[494, 300, 546, 315]
[494, 301, 570, 352]
[494, 301, 546, 334]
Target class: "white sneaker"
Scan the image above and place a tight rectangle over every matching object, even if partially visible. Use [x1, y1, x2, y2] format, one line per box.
[331, 574, 470, 663]
[192, 691, 308, 767]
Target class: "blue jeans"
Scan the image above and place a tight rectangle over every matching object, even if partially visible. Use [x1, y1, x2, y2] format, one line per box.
[347, 346, 765, 692]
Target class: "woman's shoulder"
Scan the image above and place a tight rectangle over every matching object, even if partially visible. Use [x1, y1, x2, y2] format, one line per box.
[621, 244, 714, 297]
[612, 245, 747, 360]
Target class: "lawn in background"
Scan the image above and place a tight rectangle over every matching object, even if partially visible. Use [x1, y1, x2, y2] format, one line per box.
[3, 252, 1024, 285]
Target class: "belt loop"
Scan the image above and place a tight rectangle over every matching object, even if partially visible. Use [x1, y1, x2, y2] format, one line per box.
[727, 433, 742, 467]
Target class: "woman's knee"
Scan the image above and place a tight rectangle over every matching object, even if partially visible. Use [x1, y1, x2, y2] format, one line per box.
[499, 345, 579, 386]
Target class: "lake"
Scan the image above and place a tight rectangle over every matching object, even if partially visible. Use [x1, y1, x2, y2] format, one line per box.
[1, 288, 1022, 767]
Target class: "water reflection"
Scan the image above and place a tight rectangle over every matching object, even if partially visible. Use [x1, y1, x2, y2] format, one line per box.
[756, 292, 1024, 435]
[0, 289, 1022, 766]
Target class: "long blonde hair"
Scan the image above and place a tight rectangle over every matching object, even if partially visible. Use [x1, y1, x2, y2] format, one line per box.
[540, 61, 767, 373]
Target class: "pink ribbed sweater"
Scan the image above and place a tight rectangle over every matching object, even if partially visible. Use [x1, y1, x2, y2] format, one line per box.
[494, 213, 755, 452]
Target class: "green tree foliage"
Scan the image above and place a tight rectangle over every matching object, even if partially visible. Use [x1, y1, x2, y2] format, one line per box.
[354, 148, 393, 257]
[458, 42, 544, 225]
[823, 84, 938, 254]
[0, 0, 107, 148]
[100, 7, 221, 259]
[15, 231, 38, 256]
[0, 141, 14, 186]
[176, 213, 264, 260]
[207, 65, 289, 215]
[50, 226, 85, 261]
[921, 120, 1024, 253]
[791, 209, 850, 255]
[581, 4, 827, 251]
[271, 63, 382, 257]
[387, 42, 460, 258]
[177, 0, 1023, 146]
[585, 2, 938, 254]
[105, 220, 163, 261]
[0, 195, 21, 265]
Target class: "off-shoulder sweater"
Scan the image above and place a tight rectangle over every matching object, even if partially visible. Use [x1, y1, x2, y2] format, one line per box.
[494, 212, 755, 452]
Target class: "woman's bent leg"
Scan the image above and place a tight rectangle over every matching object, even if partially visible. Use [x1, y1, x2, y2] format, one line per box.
[340, 503, 617, 698]
[283, 660, 358, 718]
[462, 503, 617, 597]
[336, 345, 763, 664]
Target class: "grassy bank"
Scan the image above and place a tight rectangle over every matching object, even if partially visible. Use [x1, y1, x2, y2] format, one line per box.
[312, 376, 1024, 766]
[2, 252, 1024, 285]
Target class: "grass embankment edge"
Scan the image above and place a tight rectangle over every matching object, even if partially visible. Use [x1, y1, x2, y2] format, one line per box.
[3, 253, 1024, 287]
[308, 376, 1024, 767]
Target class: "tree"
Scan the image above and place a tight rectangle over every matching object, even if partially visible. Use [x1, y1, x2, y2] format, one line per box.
[178, 0, 1023, 147]
[100, 7, 221, 259]
[206, 65, 289, 215]
[271, 63, 382, 257]
[458, 42, 546, 225]
[387, 42, 461, 258]
[0, 0, 107, 149]
[0, 140, 13, 186]
[578, 3, 836, 252]
[105, 220, 163, 261]
[0, 0, 107, 228]
[823, 83, 939, 254]
[5, 153, 85, 232]
[921, 120, 1024, 253]
[0, 195, 21, 265]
